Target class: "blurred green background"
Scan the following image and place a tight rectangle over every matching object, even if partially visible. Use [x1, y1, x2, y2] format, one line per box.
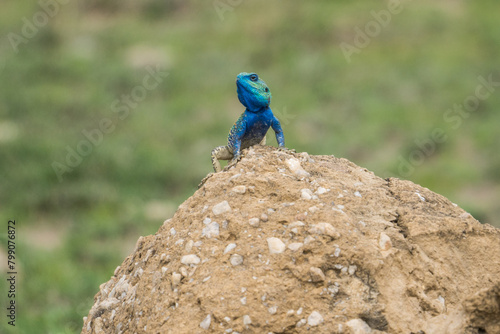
[0, 0, 499, 332]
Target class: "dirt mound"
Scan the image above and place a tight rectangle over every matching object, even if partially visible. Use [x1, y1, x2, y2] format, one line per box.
[81, 146, 500, 334]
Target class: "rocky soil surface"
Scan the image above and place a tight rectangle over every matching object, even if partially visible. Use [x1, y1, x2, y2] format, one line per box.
[82, 146, 500, 334]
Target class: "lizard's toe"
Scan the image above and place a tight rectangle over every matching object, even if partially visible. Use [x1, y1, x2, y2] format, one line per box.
[277, 147, 296, 153]
[198, 173, 214, 188]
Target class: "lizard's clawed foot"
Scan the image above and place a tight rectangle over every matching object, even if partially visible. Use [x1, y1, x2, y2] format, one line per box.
[198, 173, 214, 188]
[226, 155, 241, 169]
[277, 147, 296, 153]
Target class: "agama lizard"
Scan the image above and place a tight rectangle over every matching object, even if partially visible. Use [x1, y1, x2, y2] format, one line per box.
[210, 72, 285, 172]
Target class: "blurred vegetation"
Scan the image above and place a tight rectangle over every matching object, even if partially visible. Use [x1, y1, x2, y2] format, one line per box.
[0, 0, 499, 332]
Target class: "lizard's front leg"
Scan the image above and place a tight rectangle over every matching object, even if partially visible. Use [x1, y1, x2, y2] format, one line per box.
[211, 146, 233, 173]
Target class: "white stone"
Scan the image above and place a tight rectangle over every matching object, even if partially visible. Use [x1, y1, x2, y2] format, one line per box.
[243, 315, 252, 326]
[348, 265, 357, 275]
[288, 242, 304, 252]
[297, 307, 303, 315]
[334, 247, 341, 257]
[268, 305, 278, 314]
[285, 158, 310, 177]
[224, 243, 237, 254]
[379, 232, 392, 251]
[212, 200, 232, 215]
[289, 221, 305, 227]
[309, 223, 340, 239]
[316, 187, 328, 195]
[267, 237, 286, 254]
[296, 319, 306, 328]
[200, 314, 211, 330]
[230, 254, 244, 266]
[345, 318, 372, 333]
[240, 296, 247, 305]
[307, 311, 324, 326]
[202, 222, 220, 238]
[260, 213, 268, 222]
[203, 217, 211, 225]
[300, 189, 313, 200]
[248, 218, 260, 227]
[170, 227, 176, 236]
[232, 185, 246, 194]
[181, 254, 200, 265]
[416, 192, 426, 202]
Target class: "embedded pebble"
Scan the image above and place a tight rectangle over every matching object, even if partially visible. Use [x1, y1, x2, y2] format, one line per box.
[379, 232, 392, 251]
[181, 254, 200, 265]
[285, 158, 311, 177]
[240, 296, 247, 305]
[289, 221, 305, 227]
[316, 187, 328, 195]
[185, 240, 194, 252]
[309, 223, 340, 239]
[224, 243, 237, 254]
[296, 319, 306, 328]
[170, 228, 176, 236]
[301, 189, 313, 200]
[309, 267, 326, 282]
[307, 311, 324, 326]
[171, 272, 182, 287]
[334, 247, 341, 257]
[268, 306, 278, 314]
[231, 185, 246, 194]
[308, 205, 319, 213]
[345, 318, 372, 333]
[230, 254, 244, 266]
[200, 314, 211, 330]
[267, 237, 286, 254]
[243, 315, 252, 326]
[288, 242, 303, 252]
[260, 213, 268, 222]
[304, 236, 315, 244]
[416, 192, 426, 202]
[248, 218, 260, 227]
[328, 284, 339, 295]
[202, 222, 220, 238]
[212, 201, 232, 215]
[348, 265, 357, 275]
[354, 191, 362, 197]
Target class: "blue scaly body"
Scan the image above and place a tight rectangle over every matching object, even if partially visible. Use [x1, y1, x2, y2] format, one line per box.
[210, 72, 285, 172]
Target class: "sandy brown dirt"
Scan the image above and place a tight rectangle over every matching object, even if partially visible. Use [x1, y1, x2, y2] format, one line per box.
[82, 146, 500, 334]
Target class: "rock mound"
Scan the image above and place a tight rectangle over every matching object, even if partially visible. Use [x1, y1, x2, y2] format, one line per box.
[82, 146, 500, 334]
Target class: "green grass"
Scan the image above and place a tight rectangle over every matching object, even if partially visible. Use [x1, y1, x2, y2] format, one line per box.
[1, 0, 499, 332]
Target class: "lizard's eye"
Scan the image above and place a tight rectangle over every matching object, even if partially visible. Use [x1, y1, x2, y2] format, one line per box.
[250, 74, 258, 82]
[264, 87, 269, 93]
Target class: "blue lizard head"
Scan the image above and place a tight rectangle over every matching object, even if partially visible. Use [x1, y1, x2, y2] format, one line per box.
[236, 72, 271, 112]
